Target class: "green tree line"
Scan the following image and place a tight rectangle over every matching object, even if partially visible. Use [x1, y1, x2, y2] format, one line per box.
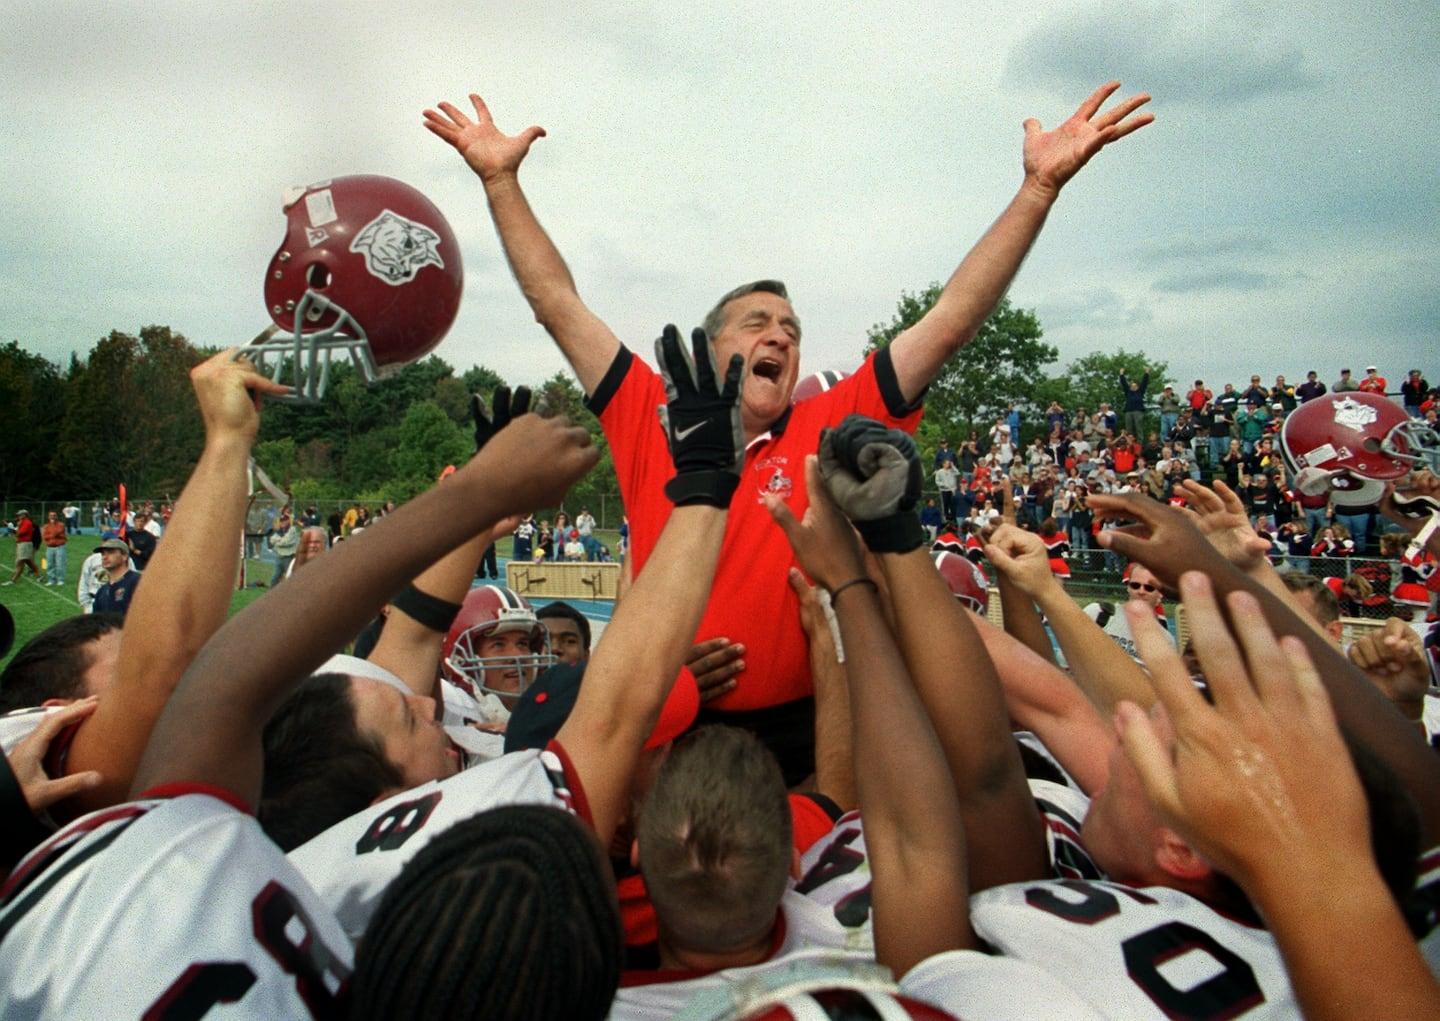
[3, 294, 1169, 508]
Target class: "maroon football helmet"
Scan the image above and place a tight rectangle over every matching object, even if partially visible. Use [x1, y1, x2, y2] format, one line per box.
[1281, 391, 1440, 507]
[792, 369, 848, 403]
[933, 550, 989, 614]
[249, 175, 463, 401]
[441, 586, 553, 702]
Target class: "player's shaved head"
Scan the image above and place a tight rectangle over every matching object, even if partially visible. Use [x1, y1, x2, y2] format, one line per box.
[351, 804, 620, 1021]
[638, 726, 792, 954]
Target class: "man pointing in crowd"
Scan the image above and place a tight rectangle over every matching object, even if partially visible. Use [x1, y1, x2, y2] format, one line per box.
[425, 81, 1152, 779]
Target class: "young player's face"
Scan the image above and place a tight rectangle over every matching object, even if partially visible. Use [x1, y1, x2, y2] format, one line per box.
[479, 629, 542, 707]
[711, 291, 801, 433]
[350, 678, 460, 787]
[541, 618, 588, 667]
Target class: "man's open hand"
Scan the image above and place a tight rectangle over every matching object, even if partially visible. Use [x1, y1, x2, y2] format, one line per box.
[1023, 82, 1153, 199]
[423, 94, 546, 184]
[1177, 480, 1272, 574]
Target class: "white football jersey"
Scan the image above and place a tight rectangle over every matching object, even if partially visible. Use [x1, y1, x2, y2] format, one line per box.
[0, 706, 58, 757]
[790, 782, 1100, 954]
[1423, 695, 1440, 749]
[612, 896, 869, 1020]
[0, 791, 352, 1020]
[972, 878, 1292, 1018]
[289, 744, 585, 941]
[624, 946, 1106, 1021]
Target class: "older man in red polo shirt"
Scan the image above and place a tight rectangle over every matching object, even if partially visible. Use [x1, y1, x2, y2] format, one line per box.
[425, 82, 1152, 780]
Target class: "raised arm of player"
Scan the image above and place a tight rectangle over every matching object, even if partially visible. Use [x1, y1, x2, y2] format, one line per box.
[970, 616, 1113, 796]
[59, 350, 287, 816]
[794, 567, 858, 812]
[556, 325, 744, 846]
[888, 82, 1152, 404]
[367, 389, 531, 697]
[1120, 575, 1440, 1021]
[131, 414, 598, 805]
[1093, 492, 1440, 846]
[987, 522, 1155, 717]
[877, 539, 1050, 889]
[769, 455, 973, 976]
[424, 94, 620, 394]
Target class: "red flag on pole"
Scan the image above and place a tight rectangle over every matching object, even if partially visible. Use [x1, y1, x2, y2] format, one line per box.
[117, 484, 128, 539]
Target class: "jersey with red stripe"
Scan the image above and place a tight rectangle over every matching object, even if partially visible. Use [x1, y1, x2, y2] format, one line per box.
[288, 743, 588, 942]
[0, 790, 352, 1020]
[790, 781, 1101, 954]
[624, 946, 1106, 1021]
[964, 533, 987, 566]
[971, 878, 1292, 1018]
[931, 531, 964, 556]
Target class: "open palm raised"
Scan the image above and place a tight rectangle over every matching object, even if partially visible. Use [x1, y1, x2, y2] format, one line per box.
[1022, 81, 1153, 198]
[423, 93, 546, 183]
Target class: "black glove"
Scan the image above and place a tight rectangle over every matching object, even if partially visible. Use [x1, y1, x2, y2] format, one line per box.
[818, 414, 925, 553]
[655, 325, 744, 507]
[472, 385, 532, 453]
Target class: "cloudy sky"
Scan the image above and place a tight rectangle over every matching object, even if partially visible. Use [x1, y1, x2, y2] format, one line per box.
[3, 1, 1436, 396]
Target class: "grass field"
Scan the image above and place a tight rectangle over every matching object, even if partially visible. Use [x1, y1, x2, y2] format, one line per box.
[0, 529, 623, 672]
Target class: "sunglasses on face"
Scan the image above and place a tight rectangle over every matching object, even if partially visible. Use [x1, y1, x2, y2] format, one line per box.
[1126, 581, 1159, 593]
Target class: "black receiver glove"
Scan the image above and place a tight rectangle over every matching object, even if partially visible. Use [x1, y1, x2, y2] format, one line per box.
[471, 385, 532, 453]
[655, 325, 745, 507]
[818, 414, 925, 553]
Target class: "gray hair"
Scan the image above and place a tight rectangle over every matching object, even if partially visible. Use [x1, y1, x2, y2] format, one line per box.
[699, 280, 792, 343]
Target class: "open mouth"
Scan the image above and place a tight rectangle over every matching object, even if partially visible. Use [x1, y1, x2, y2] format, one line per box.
[752, 357, 783, 384]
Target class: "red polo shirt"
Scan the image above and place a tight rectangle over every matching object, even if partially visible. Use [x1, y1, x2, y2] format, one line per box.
[589, 345, 923, 710]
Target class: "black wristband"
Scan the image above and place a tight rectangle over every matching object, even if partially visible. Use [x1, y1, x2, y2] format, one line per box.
[664, 472, 741, 508]
[0, 752, 51, 872]
[391, 584, 464, 632]
[852, 514, 926, 554]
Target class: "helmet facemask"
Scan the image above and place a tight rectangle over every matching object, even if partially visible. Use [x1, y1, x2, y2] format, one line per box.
[243, 290, 380, 403]
[445, 619, 557, 706]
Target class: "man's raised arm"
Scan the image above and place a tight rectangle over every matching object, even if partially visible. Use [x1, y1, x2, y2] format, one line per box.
[62, 350, 287, 816]
[888, 82, 1152, 403]
[131, 415, 598, 806]
[425, 94, 620, 394]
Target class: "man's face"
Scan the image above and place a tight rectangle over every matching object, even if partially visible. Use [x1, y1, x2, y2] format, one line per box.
[100, 548, 127, 573]
[349, 677, 459, 788]
[300, 531, 326, 557]
[1081, 708, 1177, 884]
[47, 513, 58, 524]
[479, 628, 544, 707]
[542, 617, 588, 666]
[1125, 566, 1164, 608]
[710, 290, 801, 435]
[1223, 384, 1234, 393]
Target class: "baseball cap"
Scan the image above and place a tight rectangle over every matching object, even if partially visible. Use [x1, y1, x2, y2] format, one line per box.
[504, 662, 699, 754]
[94, 538, 129, 554]
[16, 509, 28, 517]
[1366, 365, 1378, 372]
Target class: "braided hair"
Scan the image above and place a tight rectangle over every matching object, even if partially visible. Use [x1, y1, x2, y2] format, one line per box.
[349, 803, 621, 1020]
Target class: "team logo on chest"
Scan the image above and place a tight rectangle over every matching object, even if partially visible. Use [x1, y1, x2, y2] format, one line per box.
[754, 455, 793, 501]
[350, 209, 445, 284]
[1333, 397, 1378, 430]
